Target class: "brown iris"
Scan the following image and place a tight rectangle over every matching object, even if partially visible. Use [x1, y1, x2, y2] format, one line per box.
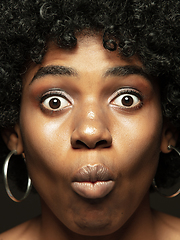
[122, 96, 133, 106]
[49, 98, 61, 109]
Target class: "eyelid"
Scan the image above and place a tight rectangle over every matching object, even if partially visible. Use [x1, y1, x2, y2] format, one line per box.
[108, 87, 143, 110]
[39, 88, 74, 114]
[40, 89, 74, 104]
[108, 87, 143, 103]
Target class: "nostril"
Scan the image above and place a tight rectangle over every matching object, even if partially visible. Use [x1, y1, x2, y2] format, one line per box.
[95, 140, 110, 148]
[74, 140, 90, 149]
[73, 139, 111, 149]
[71, 124, 112, 149]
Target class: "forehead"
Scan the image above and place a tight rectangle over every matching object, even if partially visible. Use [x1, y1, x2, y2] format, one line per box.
[45, 35, 142, 67]
[24, 35, 143, 84]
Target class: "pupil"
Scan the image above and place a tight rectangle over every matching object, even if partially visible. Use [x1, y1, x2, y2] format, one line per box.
[49, 98, 61, 109]
[122, 96, 133, 106]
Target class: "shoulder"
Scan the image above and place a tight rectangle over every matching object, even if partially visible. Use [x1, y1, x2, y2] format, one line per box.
[153, 210, 180, 240]
[0, 216, 40, 240]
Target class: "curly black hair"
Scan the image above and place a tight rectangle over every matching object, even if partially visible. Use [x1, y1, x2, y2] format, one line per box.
[0, 0, 180, 192]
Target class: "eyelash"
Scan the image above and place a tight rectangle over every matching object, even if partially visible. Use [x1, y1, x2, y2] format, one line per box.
[109, 88, 143, 110]
[40, 89, 72, 113]
[39, 88, 143, 114]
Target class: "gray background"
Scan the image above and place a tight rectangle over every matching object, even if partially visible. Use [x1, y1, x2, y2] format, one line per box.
[0, 180, 180, 233]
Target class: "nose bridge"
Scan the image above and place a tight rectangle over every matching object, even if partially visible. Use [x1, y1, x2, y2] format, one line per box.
[82, 98, 104, 124]
[80, 109, 105, 136]
[76, 99, 107, 135]
[71, 99, 112, 149]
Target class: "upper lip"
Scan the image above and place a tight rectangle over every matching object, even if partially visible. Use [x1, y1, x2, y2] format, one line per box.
[72, 164, 114, 182]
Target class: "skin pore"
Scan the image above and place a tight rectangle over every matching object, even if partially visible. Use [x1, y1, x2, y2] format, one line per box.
[1, 34, 180, 240]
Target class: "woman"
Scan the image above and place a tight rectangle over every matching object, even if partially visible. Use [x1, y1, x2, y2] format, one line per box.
[0, 0, 180, 239]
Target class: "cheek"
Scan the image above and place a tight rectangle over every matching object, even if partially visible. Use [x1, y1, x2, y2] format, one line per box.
[19, 106, 73, 188]
[112, 103, 163, 180]
[107, 109, 163, 220]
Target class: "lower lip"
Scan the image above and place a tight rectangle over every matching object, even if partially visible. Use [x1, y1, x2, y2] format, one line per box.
[71, 181, 115, 199]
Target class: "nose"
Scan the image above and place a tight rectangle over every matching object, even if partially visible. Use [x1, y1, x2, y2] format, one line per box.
[71, 110, 112, 149]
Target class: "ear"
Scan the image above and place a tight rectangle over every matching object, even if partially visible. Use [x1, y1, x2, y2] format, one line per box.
[160, 121, 179, 153]
[1, 124, 23, 154]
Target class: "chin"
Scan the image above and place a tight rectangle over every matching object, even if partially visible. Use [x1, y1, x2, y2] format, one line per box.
[72, 217, 116, 236]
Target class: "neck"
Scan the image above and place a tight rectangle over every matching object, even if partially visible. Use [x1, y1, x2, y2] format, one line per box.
[37, 193, 156, 240]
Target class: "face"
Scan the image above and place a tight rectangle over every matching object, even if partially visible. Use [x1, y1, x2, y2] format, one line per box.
[19, 35, 163, 236]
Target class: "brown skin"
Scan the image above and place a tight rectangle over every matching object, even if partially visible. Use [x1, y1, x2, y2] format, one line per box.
[1, 35, 179, 240]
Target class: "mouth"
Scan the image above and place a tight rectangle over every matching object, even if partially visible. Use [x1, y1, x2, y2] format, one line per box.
[71, 164, 115, 199]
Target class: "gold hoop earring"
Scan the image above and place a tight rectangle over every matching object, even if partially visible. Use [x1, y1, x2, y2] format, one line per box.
[152, 145, 180, 198]
[3, 150, 32, 202]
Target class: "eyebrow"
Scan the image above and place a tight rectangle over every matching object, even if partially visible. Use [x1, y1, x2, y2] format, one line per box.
[30, 64, 151, 85]
[30, 65, 78, 84]
[104, 65, 152, 81]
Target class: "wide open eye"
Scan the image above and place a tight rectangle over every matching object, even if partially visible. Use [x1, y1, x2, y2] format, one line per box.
[41, 95, 71, 111]
[110, 90, 142, 109]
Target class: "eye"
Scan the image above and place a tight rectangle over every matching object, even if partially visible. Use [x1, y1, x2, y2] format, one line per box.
[110, 90, 142, 109]
[41, 94, 71, 111]
[114, 94, 139, 107]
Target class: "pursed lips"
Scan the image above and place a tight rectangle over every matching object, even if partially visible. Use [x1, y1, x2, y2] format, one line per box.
[71, 164, 115, 199]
